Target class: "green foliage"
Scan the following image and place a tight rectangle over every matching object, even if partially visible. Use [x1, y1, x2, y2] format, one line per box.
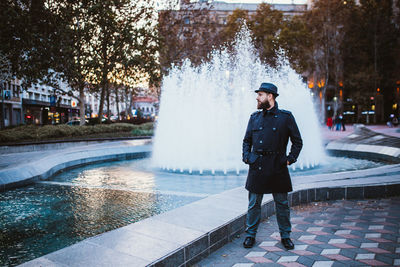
[221, 4, 311, 71]
[0, 123, 154, 143]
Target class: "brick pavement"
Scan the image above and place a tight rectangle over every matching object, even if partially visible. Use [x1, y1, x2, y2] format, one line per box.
[197, 197, 400, 267]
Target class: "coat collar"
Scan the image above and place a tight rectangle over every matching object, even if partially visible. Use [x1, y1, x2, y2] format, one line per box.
[263, 101, 278, 116]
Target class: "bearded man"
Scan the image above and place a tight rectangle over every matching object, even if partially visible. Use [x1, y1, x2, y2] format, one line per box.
[242, 82, 303, 250]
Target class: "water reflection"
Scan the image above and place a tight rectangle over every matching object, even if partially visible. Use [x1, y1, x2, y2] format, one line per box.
[0, 184, 199, 266]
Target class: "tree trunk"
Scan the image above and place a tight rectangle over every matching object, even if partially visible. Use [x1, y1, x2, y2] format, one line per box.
[98, 82, 106, 124]
[79, 85, 86, 126]
[115, 86, 120, 120]
[106, 85, 110, 122]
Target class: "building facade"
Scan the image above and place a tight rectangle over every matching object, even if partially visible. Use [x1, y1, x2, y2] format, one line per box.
[1, 78, 156, 127]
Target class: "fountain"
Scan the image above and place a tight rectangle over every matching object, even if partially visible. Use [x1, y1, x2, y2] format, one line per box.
[153, 26, 325, 174]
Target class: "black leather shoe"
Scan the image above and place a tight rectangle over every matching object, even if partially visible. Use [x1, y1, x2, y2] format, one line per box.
[243, 237, 255, 248]
[281, 238, 294, 250]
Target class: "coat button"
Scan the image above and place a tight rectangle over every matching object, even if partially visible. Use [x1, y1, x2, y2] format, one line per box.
[258, 167, 262, 170]
[259, 140, 263, 143]
[272, 127, 276, 131]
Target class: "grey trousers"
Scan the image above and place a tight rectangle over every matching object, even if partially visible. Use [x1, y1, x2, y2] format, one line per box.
[245, 192, 291, 239]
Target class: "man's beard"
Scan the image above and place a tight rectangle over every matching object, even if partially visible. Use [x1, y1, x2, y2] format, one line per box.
[257, 100, 271, 110]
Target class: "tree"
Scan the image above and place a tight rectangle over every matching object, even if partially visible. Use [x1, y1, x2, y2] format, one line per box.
[0, 52, 12, 129]
[279, 15, 313, 74]
[302, 0, 353, 122]
[250, 3, 284, 68]
[47, 0, 158, 124]
[341, 0, 399, 122]
[158, 0, 219, 76]
[0, 0, 66, 127]
[46, 0, 97, 125]
[220, 9, 250, 45]
[87, 0, 158, 123]
[0, 0, 63, 85]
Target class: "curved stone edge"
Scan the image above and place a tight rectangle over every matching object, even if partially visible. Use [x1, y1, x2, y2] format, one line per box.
[0, 136, 151, 154]
[327, 148, 400, 163]
[0, 146, 151, 192]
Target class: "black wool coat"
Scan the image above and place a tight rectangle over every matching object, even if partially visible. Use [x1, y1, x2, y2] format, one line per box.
[242, 103, 303, 194]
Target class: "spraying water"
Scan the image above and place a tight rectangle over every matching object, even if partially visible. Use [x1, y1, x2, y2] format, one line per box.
[152, 26, 325, 175]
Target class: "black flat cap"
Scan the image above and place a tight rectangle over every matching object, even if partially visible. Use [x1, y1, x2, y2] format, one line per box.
[255, 82, 279, 96]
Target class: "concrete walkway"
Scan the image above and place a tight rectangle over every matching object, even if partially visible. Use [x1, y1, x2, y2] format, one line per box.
[198, 197, 400, 267]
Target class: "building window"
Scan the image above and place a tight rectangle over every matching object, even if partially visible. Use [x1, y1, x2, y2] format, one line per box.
[29, 92, 33, 99]
[12, 84, 20, 98]
[68, 100, 71, 105]
[35, 93, 40, 100]
[41, 95, 46, 101]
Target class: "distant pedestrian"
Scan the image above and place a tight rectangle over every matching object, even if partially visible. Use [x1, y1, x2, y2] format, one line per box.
[242, 82, 303, 250]
[326, 117, 333, 130]
[334, 116, 341, 131]
[340, 114, 346, 131]
[387, 114, 398, 127]
[392, 115, 399, 127]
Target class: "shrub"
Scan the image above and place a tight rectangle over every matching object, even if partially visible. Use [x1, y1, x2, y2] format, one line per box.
[0, 122, 154, 144]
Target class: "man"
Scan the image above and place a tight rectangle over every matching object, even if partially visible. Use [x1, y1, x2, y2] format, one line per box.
[242, 82, 303, 250]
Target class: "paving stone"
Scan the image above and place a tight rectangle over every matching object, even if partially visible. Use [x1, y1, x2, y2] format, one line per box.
[276, 256, 298, 263]
[375, 254, 397, 265]
[244, 252, 266, 258]
[323, 254, 352, 261]
[280, 263, 307, 267]
[357, 259, 388, 266]
[355, 253, 375, 260]
[331, 261, 349, 267]
[361, 242, 379, 248]
[312, 260, 334, 267]
[320, 249, 340, 255]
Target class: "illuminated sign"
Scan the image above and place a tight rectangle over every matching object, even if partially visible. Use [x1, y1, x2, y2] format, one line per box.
[71, 101, 77, 107]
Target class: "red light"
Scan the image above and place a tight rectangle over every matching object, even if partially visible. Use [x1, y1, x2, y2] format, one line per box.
[370, 97, 374, 100]
[26, 115, 31, 119]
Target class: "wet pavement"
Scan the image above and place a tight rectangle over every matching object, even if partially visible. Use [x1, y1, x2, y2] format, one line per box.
[197, 197, 400, 267]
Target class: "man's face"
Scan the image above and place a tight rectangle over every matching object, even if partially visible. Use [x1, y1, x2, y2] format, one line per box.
[256, 91, 273, 109]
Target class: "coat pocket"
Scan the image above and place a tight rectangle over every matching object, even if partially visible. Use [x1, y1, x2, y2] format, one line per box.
[248, 152, 259, 165]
